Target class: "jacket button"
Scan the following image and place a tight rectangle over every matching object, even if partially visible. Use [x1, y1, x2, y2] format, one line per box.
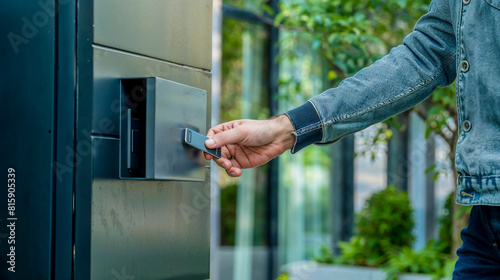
[463, 0, 471, 4]
[461, 191, 474, 198]
[462, 120, 472, 132]
[460, 60, 470, 72]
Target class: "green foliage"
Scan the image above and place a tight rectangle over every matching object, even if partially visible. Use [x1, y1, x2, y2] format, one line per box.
[456, 204, 472, 218]
[313, 244, 335, 264]
[355, 122, 393, 161]
[221, 18, 270, 122]
[336, 236, 376, 266]
[311, 188, 458, 277]
[442, 257, 457, 278]
[275, 0, 428, 87]
[219, 167, 270, 246]
[384, 241, 456, 280]
[336, 186, 414, 267]
[365, 191, 457, 279]
[385, 243, 441, 280]
[221, 18, 244, 123]
[220, 183, 238, 245]
[275, 272, 289, 280]
[423, 83, 457, 141]
[437, 192, 453, 254]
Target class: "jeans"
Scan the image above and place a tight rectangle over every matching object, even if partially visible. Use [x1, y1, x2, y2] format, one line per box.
[453, 206, 500, 279]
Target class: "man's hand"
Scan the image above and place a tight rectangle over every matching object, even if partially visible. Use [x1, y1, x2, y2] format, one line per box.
[204, 115, 295, 177]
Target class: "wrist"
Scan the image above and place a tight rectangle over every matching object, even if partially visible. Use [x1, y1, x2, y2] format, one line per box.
[273, 114, 296, 151]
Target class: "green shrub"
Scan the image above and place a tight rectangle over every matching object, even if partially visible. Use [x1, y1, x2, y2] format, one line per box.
[336, 186, 414, 267]
[313, 186, 457, 279]
[441, 257, 457, 278]
[385, 241, 444, 280]
[384, 241, 456, 280]
[313, 244, 335, 264]
[275, 272, 289, 280]
[437, 192, 453, 254]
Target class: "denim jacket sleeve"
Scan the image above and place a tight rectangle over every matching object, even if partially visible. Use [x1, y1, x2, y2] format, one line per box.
[285, 0, 457, 154]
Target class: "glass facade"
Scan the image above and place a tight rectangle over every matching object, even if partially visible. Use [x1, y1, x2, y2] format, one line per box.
[354, 127, 388, 213]
[215, 1, 455, 279]
[277, 36, 333, 265]
[219, 8, 273, 280]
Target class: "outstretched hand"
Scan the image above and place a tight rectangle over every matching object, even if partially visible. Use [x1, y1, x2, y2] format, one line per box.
[204, 115, 295, 177]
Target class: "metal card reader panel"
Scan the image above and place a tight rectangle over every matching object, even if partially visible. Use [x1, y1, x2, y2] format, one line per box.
[120, 77, 207, 181]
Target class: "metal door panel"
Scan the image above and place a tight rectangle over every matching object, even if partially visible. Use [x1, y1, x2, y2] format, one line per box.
[0, 2, 57, 279]
[94, 0, 212, 71]
[91, 138, 210, 279]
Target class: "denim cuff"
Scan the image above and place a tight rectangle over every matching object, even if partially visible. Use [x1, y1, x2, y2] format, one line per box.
[285, 101, 323, 154]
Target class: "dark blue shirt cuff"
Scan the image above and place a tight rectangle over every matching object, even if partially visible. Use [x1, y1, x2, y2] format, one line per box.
[285, 101, 323, 154]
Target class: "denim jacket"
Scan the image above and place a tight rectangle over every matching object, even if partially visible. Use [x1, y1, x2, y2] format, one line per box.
[285, 0, 500, 206]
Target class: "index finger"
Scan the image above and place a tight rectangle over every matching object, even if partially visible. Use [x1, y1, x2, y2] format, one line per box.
[206, 122, 230, 138]
[206, 124, 223, 138]
[206, 120, 244, 138]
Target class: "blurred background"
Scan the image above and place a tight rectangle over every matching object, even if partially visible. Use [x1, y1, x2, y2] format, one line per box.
[211, 0, 461, 279]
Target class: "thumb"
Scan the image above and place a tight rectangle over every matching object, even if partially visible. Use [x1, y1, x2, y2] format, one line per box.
[205, 128, 243, 149]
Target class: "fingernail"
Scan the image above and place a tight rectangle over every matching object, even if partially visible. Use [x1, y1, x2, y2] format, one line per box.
[230, 172, 236, 177]
[206, 138, 215, 147]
